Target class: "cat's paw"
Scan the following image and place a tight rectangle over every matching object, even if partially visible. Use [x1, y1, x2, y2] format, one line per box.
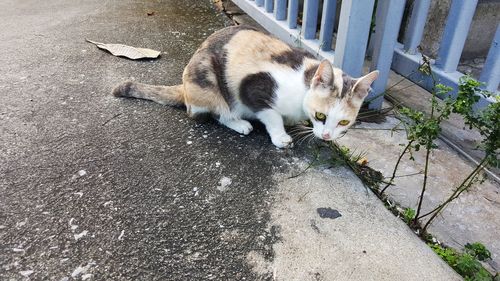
[271, 133, 293, 148]
[221, 119, 253, 135]
[236, 120, 253, 135]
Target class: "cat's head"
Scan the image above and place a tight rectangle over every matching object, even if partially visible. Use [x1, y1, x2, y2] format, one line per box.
[303, 60, 379, 140]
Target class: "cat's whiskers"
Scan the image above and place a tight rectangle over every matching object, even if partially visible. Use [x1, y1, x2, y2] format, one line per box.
[288, 124, 314, 144]
[290, 130, 313, 138]
[305, 133, 317, 145]
[288, 125, 313, 138]
[296, 131, 315, 146]
[290, 130, 313, 142]
[293, 130, 308, 142]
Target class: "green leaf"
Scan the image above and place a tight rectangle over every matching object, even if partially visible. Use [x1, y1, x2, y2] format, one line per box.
[403, 208, 416, 224]
[465, 242, 491, 261]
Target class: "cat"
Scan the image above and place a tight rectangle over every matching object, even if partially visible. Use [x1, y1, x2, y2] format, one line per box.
[112, 25, 379, 148]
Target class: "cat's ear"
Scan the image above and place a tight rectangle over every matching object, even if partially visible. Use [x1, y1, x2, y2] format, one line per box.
[312, 60, 334, 89]
[352, 70, 379, 100]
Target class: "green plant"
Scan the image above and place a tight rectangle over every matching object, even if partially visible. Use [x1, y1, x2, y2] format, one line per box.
[430, 243, 458, 265]
[430, 243, 493, 281]
[418, 77, 499, 233]
[455, 253, 483, 278]
[395, 81, 454, 225]
[402, 207, 416, 224]
[465, 242, 492, 261]
[452, 77, 499, 170]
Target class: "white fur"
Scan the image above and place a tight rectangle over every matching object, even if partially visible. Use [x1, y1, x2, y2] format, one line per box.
[256, 109, 292, 148]
[218, 64, 311, 147]
[268, 65, 309, 123]
[220, 64, 310, 147]
[189, 105, 210, 116]
[219, 117, 253, 135]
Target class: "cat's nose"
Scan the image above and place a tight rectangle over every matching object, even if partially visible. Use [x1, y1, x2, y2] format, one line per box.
[322, 132, 331, 139]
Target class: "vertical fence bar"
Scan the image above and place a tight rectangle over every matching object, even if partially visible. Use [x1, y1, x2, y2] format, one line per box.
[319, 0, 337, 51]
[368, 0, 406, 109]
[333, 0, 375, 77]
[288, 0, 299, 29]
[403, 0, 431, 55]
[265, 0, 273, 12]
[479, 24, 500, 93]
[256, 0, 264, 7]
[274, 0, 287, 20]
[302, 0, 320, 39]
[435, 0, 478, 73]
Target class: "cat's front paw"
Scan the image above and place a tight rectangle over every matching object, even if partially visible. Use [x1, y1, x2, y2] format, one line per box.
[219, 118, 253, 135]
[271, 133, 293, 148]
[232, 120, 253, 135]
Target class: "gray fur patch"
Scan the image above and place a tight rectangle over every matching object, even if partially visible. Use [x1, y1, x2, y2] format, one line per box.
[211, 52, 234, 107]
[271, 48, 315, 69]
[303, 64, 320, 87]
[239, 72, 277, 111]
[206, 25, 259, 54]
[192, 65, 214, 89]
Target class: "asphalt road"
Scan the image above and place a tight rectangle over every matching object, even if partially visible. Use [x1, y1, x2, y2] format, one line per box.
[0, 0, 299, 279]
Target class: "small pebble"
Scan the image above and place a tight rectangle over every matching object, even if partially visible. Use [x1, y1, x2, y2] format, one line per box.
[20, 270, 34, 277]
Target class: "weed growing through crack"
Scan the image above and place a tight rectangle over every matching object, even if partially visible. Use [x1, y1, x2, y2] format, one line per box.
[402, 208, 416, 224]
[326, 143, 384, 190]
[429, 242, 494, 280]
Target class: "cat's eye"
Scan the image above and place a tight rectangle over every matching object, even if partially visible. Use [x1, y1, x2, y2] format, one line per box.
[315, 112, 327, 122]
[338, 120, 350, 126]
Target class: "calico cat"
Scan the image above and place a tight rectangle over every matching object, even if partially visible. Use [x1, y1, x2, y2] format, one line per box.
[113, 25, 378, 148]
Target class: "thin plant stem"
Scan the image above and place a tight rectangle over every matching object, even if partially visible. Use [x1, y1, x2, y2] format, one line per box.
[380, 141, 414, 194]
[350, 127, 405, 131]
[417, 157, 488, 220]
[413, 143, 432, 224]
[385, 171, 423, 179]
[413, 68, 440, 225]
[421, 165, 484, 233]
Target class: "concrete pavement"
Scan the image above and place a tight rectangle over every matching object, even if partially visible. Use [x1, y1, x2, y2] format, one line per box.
[0, 0, 460, 280]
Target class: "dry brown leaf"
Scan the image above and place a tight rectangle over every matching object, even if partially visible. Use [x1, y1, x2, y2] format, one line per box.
[356, 157, 369, 166]
[86, 39, 161, 60]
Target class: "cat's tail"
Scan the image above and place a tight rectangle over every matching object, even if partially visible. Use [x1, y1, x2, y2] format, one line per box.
[112, 81, 185, 106]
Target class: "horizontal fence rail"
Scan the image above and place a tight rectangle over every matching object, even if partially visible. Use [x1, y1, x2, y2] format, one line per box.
[233, 0, 498, 110]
